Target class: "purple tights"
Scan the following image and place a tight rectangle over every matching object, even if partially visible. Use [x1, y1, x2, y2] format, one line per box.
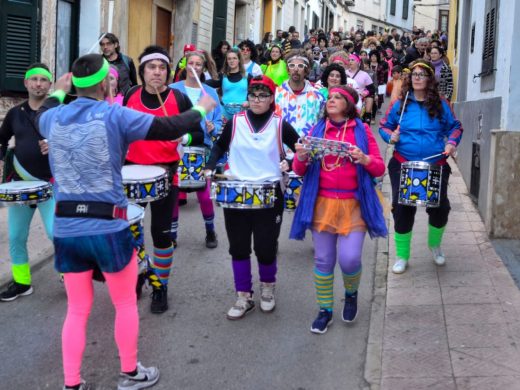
[312, 230, 366, 274]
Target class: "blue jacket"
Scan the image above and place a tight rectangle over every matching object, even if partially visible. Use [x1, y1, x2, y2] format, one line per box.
[169, 81, 223, 148]
[379, 93, 463, 163]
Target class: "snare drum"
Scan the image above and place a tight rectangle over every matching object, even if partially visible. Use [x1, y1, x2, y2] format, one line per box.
[398, 161, 442, 207]
[122, 165, 169, 202]
[284, 173, 303, 211]
[127, 203, 148, 273]
[211, 180, 277, 209]
[178, 146, 206, 189]
[0, 180, 52, 206]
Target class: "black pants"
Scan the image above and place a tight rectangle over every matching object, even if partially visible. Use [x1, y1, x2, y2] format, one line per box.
[388, 157, 451, 234]
[139, 163, 179, 248]
[223, 186, 284, 265]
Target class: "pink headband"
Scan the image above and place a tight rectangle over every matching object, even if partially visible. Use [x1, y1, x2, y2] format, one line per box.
[349, 54, 361, 63]
[331, 56, 349, 66]
[329, 87, 356, 105]
[109, 67, 119, 79]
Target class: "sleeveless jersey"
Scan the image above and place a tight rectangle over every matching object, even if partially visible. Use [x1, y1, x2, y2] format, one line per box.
[126, 87, 180, 164]
[227, 112, 283, 182]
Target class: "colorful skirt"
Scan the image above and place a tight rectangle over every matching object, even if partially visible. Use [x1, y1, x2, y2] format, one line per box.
[312, 196, 367, 235]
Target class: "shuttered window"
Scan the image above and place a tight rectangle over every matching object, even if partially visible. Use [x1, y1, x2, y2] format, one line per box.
[403, 0, 409, 20]
[0, 0, 41, 93]
[390, 0, 396, 16]
[481, 1, 497, 75]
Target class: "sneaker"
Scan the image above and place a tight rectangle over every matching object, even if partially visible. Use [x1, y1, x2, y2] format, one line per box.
[226, 292, 255, 320]
[431, 247, 446, 266]
[205, 230, 218, 249]
[118, 362, 159, 390]
[259, 282, 276, 312]
[171, 239, 178, 249]
[150, 285, 168, 314]
[392, 258, 408, 274]
[310, 309, 333, 334]
[0, 281, 34, 302]
[179, 199, 188, 206]
[342, 292, 358, 323]
[63, 379, 92, 390]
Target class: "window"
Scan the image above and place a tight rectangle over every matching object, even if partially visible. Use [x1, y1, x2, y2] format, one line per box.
[403, 0, 409, 20]
[356, 19, 364, 31]
[390, 0, 396, 16]
[470, 23, 475, 53]
[438, 10, 449, 33]
[0, 0, 41, 93]
[192, 23, 199, 46]
[482, 1, 497, 75]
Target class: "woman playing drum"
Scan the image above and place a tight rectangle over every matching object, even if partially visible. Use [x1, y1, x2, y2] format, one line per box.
[379, 59, 463, 274]
[291, 85, 386, 334]
[205, 75, 299, 319]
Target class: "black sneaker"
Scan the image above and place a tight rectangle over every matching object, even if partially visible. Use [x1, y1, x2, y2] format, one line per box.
[0, 281, 34, 302]
[310, 309, 333, 334]
[342, 292, 358, 323]
[205, 230, 218, 249]
[178, 199, 188, 206]
[150, 285, 168, 314]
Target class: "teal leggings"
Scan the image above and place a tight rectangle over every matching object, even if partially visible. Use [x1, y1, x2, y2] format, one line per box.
[8, 197, 54, 265]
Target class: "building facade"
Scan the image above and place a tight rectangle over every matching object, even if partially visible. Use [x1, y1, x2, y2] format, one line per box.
[413, 0, 450, 33]
[450, 0, 520, 239]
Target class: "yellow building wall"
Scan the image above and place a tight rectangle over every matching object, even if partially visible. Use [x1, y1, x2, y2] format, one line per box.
[128, 0, 153, 63]
[447, 0, 458, 101]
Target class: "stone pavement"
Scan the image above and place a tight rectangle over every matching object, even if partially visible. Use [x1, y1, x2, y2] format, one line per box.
[365, 146, 520, 389]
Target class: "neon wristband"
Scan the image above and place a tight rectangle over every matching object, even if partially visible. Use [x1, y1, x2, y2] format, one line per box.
[72, 59, 110, 88]
[192, 105, 207, 118]
[185, 133, 193, 146]
[25, 67, 52, 81]
[50, 90, 66, 103]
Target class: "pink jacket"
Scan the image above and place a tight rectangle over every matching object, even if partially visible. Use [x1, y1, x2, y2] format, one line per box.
[293, 119, 385, 199]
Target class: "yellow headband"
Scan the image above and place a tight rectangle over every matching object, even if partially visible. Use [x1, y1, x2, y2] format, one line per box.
[411, 62, 434, 75]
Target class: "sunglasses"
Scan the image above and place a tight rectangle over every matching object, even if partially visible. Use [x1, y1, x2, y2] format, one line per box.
[288, 63, 307, 70]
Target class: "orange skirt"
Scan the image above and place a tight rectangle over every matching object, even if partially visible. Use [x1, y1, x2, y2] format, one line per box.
[312, 196, 367, 235]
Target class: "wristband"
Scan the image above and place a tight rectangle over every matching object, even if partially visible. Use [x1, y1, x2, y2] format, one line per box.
[192, 105, 207, 118]
[50, 90, 67, 104]
[181, 133, 193, 146]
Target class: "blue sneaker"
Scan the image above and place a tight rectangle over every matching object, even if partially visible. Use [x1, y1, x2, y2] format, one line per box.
[310, 309, 333, 334]
[342, 292, 358, 323]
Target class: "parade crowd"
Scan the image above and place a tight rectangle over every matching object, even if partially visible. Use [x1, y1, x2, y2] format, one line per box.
[0, 24, 461, 390]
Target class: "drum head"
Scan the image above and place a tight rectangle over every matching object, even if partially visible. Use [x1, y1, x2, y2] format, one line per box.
[127, 203, 145, 225]
[0, 180, 50, 192]
[122, 165, 166, 181]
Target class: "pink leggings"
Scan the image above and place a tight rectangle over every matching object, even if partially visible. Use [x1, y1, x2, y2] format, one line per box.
[62, 254, 138, 386]
[172, 181, 214, 219]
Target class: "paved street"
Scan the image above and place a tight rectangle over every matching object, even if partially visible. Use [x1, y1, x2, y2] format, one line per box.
[0, 195, 379, 390]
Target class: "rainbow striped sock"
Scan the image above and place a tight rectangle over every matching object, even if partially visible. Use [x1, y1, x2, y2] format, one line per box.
[153, 245, 174, 285]
[315, 268, 334, 311]
[342, 267, 362, 296]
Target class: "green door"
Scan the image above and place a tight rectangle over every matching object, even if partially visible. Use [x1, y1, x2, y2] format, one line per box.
[211, 0, 228, 49]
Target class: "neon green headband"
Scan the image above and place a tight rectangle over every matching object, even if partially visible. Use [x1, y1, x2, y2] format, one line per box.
[25, 67, 52, 81]
[72, 58, 110, 88]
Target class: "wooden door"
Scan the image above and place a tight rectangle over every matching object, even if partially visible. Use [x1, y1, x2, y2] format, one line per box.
[156, 7, 172, 50]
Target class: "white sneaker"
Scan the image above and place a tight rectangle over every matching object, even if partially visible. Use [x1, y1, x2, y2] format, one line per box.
[260, 282, 276, 312]
[226, 292, 255, 320]
[431, 247, 446, 266]
[392, 258, 408, 274]
[118, 362, 159, 390]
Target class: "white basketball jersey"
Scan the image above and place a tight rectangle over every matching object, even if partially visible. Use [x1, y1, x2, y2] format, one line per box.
[228, 112, 283, 182]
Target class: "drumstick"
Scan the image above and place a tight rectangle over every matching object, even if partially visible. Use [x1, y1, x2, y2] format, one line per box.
[153, 86, 169, 117]
[188, 66, 208, 96]
[213, 173, 238, 180]
[88, 32, 107, 54]
[398, 91, 409, 125]
[423, 152, 446, 161]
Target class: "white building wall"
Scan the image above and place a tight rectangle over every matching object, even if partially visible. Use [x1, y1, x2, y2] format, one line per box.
[197, 0, 214, 51]
[307, 0, 322, 30]
[463, 2, 513, 129]
[386, 0, 413, 32]
[227, 0, 236, 44]
[345, 0, 387, 33]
